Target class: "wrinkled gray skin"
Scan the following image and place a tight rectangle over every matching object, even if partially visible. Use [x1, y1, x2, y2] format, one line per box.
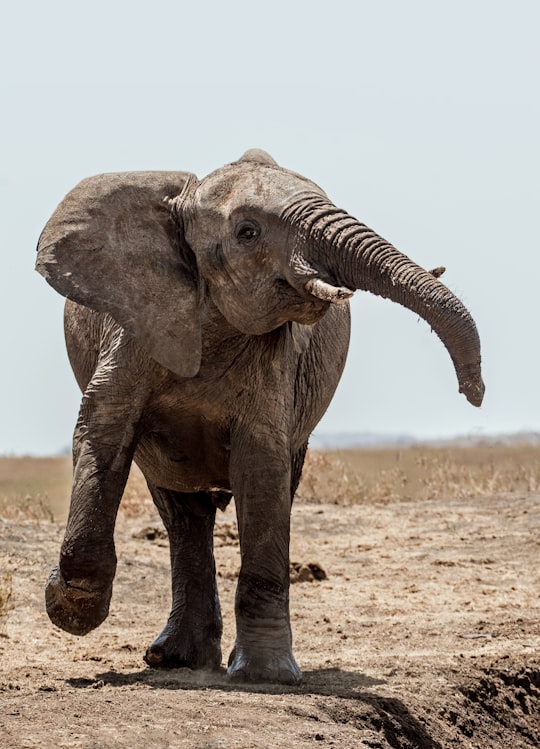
[36, 149, 484, 684]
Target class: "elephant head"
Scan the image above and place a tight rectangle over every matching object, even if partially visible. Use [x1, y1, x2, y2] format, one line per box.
[36, 149, 484, 405]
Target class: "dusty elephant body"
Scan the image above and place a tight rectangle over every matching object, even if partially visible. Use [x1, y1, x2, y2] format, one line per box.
[36, 149, 484, 684]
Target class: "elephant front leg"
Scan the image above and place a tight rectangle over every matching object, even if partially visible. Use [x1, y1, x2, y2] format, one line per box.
[46, 434, 134, 635]
[46, 332, 147, 636]
[228, 440, 301, 685]
[144, 487, 222, 670]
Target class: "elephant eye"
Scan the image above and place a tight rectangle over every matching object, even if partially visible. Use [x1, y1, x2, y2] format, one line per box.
[235, 220, 261, 244]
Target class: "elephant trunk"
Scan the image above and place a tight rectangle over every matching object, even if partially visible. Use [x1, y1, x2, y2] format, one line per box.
[284, 195, 484, 407]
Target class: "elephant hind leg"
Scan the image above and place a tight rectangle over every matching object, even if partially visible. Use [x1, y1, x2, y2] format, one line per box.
[144, 485, 222, 670]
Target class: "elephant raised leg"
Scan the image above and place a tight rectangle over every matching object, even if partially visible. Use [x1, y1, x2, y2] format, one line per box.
[45, 328, 147, 635]
[144, 486, 223, 670]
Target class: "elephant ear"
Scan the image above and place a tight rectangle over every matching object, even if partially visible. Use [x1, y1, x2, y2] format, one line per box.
[36, 171, 203, 377]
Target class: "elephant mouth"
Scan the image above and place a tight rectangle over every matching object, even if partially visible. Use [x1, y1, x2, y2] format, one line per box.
[274, 278, 331, 326]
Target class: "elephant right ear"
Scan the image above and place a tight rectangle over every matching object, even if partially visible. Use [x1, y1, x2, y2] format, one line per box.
[36, 171, 202, 377]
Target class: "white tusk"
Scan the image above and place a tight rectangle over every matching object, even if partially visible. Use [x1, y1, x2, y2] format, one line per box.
[305, 278, 355, 303]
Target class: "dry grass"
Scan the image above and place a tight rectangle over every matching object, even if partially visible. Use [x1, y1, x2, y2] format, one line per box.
[0, 458, 154, 522]
[298, 442, 540, 504]
[0, 456, 71, 521]
[0, 442, 539, 520]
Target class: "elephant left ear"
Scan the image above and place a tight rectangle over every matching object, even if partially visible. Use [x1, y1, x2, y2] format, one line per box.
[36, 171, 203, 377]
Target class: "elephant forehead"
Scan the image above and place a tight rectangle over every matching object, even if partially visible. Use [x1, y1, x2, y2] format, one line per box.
[192, 164, 326, 217]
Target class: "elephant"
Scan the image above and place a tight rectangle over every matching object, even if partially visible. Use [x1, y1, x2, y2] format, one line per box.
[36, 148, 484, 684]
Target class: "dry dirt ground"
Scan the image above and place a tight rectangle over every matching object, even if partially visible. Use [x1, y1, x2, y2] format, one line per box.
[1, 489, 539, 748]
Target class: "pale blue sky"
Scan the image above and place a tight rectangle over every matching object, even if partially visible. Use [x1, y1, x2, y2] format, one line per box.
[1, 1, 539, 454]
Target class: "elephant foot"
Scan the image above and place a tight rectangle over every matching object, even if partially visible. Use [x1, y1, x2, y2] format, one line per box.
[229, 575, 301, 684]
[144, 620, 222, 670]
[45, 565, 112, 636]
[227, 644, 302, 685]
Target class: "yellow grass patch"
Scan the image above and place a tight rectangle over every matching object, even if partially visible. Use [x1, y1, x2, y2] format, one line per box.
[298, 442, 540, 504]
[0, 456, 71, 521]
[0, 442, 539, 520]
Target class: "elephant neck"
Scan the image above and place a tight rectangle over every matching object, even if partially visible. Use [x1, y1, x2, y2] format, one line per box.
[200, 298, 251, 351]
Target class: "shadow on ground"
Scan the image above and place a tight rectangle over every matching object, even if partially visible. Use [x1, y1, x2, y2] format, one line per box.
[67, 667, 443, 749]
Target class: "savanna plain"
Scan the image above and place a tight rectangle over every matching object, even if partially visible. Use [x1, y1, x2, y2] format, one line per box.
[1, 443, 539, 748]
